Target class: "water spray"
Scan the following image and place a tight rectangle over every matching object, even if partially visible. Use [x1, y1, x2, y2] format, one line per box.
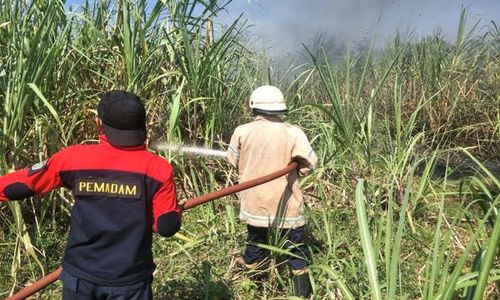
[152, 143, 227, 158]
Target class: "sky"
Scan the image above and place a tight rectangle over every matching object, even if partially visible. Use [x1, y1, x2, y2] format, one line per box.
[217, 0, 500, 57]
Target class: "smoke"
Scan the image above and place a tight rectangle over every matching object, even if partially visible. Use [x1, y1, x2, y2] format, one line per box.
[219, 0, 500, 57]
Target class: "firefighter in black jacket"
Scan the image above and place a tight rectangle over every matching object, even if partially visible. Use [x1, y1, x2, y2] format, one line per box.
[0, 91, 181, 300]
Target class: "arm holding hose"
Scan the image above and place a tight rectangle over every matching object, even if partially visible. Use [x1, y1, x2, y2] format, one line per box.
[226, 126, 241, 168]
[0, 150, 68, 202]
[152, 166, 181, 237]
[291, 127, 318, 175]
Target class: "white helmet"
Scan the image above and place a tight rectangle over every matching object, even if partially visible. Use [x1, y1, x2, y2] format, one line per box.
[249, 85, 287, 113]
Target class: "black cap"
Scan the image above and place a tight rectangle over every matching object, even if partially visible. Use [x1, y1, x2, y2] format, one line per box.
[97, 90, 146, 147]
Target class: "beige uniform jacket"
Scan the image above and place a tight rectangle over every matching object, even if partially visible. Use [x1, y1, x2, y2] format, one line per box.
[227, 115, 318, 228]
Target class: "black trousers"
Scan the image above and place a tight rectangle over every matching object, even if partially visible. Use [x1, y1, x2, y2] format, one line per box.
[243, 225, 310, 270]
[60, 270, 152, 300]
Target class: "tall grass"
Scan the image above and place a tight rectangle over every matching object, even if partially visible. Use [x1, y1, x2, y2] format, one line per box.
[289, 8, 499, 298]
[0, 1, 498, 299]
[0, 0, 252, 296]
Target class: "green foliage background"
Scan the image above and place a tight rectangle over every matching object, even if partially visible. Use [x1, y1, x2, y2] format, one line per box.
[0, 0, 499, 299]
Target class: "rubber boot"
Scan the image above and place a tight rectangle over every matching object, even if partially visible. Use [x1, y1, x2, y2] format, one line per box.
[245, 260, 269, 283]
[292, 272, 311, 298]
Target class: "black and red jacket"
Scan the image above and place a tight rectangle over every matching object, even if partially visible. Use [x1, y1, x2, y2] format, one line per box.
[0, 136, 180, 285]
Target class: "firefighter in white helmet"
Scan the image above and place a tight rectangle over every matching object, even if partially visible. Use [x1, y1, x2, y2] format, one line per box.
[227, 85, 318, 298]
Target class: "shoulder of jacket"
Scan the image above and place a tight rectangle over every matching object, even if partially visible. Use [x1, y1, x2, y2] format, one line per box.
[283, 122, 306, 136]
[144, 151, 171, 166]
[46, 144, 94, 167]
[148, 154, 174, 177]
[53, 144, 86, 157]
[233, 122, 253, 135]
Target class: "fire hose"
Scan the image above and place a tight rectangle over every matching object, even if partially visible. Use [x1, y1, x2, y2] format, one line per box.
[7, 162, 298, 300]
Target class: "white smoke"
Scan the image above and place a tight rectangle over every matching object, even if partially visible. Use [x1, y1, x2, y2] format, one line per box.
[218, 0, 500, 57]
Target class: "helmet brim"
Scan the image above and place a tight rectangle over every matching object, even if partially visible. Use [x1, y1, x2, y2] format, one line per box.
[252, 108, 288, 116]
[103, 123, 146, 147]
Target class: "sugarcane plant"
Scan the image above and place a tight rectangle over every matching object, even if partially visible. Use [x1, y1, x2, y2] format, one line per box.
[0, 1, 499, 298]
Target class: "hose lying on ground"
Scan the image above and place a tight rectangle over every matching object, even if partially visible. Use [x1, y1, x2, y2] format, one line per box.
[7, 162, 298, 300]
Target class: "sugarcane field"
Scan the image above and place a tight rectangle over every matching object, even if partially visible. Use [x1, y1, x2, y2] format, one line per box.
[1, 0, 499, 299]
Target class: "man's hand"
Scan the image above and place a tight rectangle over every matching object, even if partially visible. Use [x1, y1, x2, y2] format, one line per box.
[178, 199, 187, 210]
[292, 156, 312, 176]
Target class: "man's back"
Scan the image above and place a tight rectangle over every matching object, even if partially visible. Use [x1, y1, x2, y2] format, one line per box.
[233, 115, 292, 180]
[58, 137, 176, 285]
[227, 115, 316, 228]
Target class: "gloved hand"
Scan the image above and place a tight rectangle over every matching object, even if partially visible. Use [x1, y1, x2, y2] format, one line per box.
[292, 156, 312, 176]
